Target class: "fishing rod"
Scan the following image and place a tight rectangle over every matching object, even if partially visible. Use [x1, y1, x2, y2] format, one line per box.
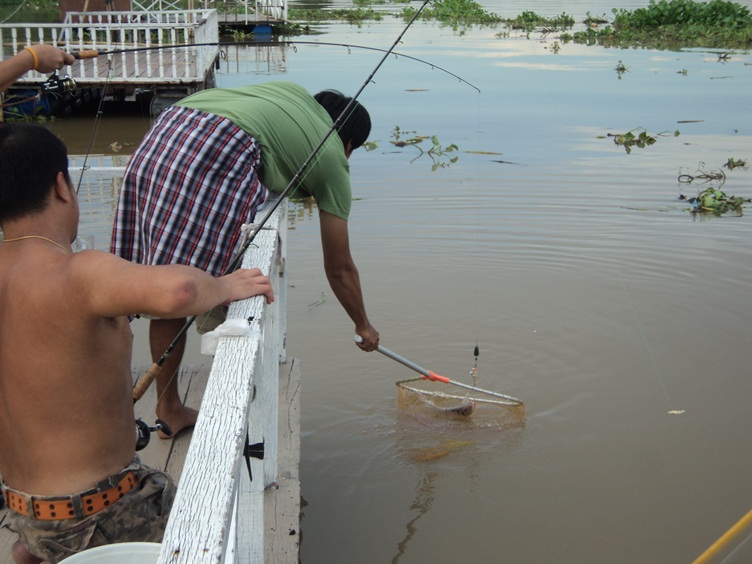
[66, 39, 479, 92]
[133, 0, 437, 403]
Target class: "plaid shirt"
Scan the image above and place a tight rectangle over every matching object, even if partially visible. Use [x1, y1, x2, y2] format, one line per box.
[111, 106, 268, 276]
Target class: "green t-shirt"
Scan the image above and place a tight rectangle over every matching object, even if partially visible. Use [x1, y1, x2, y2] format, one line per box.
[176, 81, 352, 220]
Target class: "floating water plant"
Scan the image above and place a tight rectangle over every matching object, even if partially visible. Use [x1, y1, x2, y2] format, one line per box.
[365, 126, 460, 170]
[405, 0, 503, 26]
[680, 187, 750, 215]
[605, 127, 679, 154]
[678, 161, 750, 215]
[563, 0, 752, 50]
[724, 157, 748, 170]
[505, 10, 575, 33]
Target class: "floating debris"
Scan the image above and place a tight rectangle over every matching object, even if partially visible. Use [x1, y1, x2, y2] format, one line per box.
[307, 291, 326, 308]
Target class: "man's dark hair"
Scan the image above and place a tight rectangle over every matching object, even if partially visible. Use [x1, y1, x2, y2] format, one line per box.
[314, 90, 371, 151]
[0, 124, 70, 224]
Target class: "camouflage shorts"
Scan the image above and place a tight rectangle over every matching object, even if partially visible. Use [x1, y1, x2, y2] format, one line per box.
[2, 459, 175, 564]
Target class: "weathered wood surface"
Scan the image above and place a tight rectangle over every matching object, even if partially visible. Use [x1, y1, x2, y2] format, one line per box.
[157, 203, 294, 563]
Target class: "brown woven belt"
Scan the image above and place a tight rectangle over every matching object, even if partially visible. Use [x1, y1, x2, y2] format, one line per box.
[2, 471, 137, 521]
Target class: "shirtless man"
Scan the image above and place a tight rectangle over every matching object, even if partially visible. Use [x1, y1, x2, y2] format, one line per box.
[0, 44, 74, 92]
[0, 124, 274, 563]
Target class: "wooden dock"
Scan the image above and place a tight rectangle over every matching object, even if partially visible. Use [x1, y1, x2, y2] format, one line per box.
[1, 9, 221, 116]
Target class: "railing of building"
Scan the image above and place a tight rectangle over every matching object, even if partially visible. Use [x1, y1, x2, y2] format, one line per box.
[132, 0, 288, 24]
[0, 9, 219, 85]
[156, 199, 291, 563]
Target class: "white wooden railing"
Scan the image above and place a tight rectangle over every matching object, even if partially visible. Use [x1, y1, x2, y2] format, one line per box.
[131, 0, 288, 23]
[0, 9, 218, 85]
[156, 198, 290, 563]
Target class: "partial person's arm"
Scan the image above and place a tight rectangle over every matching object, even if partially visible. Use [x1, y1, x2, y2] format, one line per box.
[0, 45, 75, 92]
[319, 210, 380, 351]
[71, 251, 274, 319]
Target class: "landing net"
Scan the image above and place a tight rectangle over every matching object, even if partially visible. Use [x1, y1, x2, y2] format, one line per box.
[396, 378, 525, 422]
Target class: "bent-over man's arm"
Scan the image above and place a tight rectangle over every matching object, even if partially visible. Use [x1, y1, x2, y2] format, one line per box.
[319, 210, 379, 351]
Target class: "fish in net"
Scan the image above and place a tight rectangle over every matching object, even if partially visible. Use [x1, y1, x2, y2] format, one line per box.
[360, 338, 525, 424]
[396, 377, 525, 422]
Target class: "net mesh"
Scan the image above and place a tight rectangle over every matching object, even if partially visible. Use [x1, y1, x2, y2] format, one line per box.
[396, 377, 525, 423]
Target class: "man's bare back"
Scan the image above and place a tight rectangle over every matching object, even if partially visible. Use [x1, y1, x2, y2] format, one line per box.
[0, 242, 136, 495]
[0, 123, 273, 563]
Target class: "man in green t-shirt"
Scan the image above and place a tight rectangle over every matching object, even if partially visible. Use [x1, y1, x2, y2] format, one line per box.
[112, 82, 380, 438]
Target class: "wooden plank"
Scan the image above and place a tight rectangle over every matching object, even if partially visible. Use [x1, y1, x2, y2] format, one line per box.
[232, 360, 301, 563]
[160, 338, 260, 563]
[133, 364, 209, 483]
[266, 358, 301, 562]
[158, 228, 278, 564]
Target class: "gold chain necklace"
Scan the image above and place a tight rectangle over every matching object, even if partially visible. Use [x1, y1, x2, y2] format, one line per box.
[1, 235, 71, 254]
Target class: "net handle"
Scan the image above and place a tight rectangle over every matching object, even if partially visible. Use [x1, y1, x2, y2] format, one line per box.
[355, 336, 522, 404]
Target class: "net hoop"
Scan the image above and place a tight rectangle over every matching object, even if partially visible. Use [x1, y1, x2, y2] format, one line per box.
[396, 377, 524, 410]
[397, 378, 523, 407]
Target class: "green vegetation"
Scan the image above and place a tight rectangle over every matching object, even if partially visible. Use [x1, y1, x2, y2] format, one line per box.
[724, 157, 748, 170]
[681, 186, 750, 215]
[505, 11, 575, 33]
[365, 126, 460, 170]
[679, 160, 751, 215]
[604, 128, 679, 154]
[404, 0, 503, 26]
[563, 0, 752, 50]
[288, 6, 384, 23]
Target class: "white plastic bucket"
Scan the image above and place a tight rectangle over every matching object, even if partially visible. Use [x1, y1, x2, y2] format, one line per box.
[61, 542, 161, 563]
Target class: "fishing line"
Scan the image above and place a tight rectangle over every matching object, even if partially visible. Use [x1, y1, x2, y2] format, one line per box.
[74, 57, 112, 194]
[471, 85, 482, 388]
[133, 0, 438, 402]
[613, 260, 683, 414]
[71, 41, 480, 93]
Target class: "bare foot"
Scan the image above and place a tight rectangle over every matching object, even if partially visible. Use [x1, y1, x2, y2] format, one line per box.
[12, 541, 47, 564]
[155, 405, 198, 439]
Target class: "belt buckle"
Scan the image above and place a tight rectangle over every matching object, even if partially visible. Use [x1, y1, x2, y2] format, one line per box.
[94, 475, 119, 492]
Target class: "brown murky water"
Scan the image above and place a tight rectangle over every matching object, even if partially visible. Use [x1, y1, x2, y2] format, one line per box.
[39, 1, 752, 561]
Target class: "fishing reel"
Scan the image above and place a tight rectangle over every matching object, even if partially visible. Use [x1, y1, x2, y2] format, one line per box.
[135, 418, 172, 451]
[42, 73, 78, 96]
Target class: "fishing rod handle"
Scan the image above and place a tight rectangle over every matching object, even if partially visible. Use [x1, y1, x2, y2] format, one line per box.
[73, 50, 99, 59]
[133, 363, 162, 402]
